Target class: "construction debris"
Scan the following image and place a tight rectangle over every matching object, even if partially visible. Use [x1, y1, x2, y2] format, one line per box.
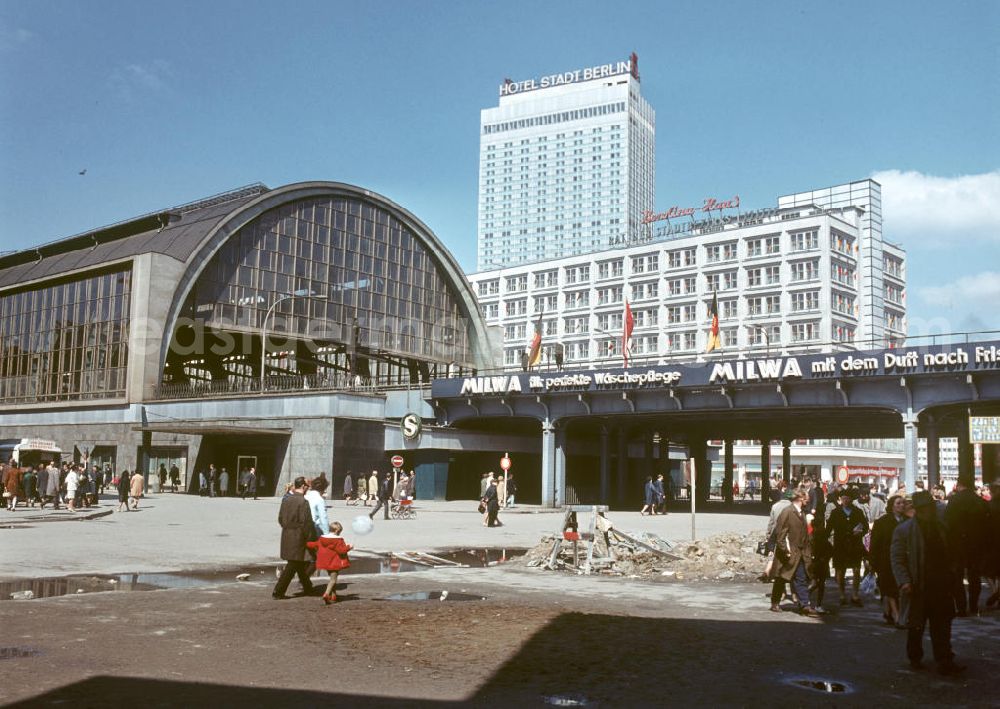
[513, 514, 767, 582]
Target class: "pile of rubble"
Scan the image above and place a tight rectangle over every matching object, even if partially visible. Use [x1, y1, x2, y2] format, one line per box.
[515, 525, 769, 582]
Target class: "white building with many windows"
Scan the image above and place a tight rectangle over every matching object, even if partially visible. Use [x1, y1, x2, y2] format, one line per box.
[469, 179, 906, 371]
[477, 55, 655, 270]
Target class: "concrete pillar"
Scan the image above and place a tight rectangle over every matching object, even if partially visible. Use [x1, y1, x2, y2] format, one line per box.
[554, 427, 566, 507]
[541, 421, 555, 507]
[957, 414, 973, 483]
[723, 439, 734, 505]
[616, 428, 628, 505]
[903, 416, 919, 492]
[782, 439, 792, 484]
[760, 439, 771, 503]
[926, 418, 940, 489]
[599, 426, 610, 504]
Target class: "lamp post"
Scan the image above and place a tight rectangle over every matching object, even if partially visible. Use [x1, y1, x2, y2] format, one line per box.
[260, 289, 327, 392]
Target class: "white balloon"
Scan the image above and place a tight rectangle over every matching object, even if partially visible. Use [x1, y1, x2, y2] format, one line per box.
[351, 515, 374, 536]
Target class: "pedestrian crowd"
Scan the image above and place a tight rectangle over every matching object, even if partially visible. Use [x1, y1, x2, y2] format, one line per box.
[763, 472, 999, 675]
[2, 458, 147, 513]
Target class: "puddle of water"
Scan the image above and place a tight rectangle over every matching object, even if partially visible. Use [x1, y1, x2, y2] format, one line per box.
[381, 591, 486, 602]
[789, 679, 850, 694]
[0, 548, 526, 600]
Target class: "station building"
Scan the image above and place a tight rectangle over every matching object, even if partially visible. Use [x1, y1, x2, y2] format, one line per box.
[0, 182, 496, 498]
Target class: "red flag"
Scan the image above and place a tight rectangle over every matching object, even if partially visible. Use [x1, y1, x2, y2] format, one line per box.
[705, 291, 721, 353]
[622, 300, 635, 368]
[527, 310, 543, 369]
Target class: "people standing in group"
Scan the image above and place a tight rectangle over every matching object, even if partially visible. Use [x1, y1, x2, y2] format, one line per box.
[116, 469, 131, 511]
[496, 474, 507, 509]
[828, 489, 869, 606]
[871, 494, 907, 626]
[944, 474, 989, 616]
[129, 470, 144, 509]
[367, 470, 378, 508]
[272, 476, 316, 600]
[480, 472, 493, 501]
[483, 475, 501, 527]
[891, 490, 964, 675]
[307, 520, 352, 605]
[218, 468, 230, 497]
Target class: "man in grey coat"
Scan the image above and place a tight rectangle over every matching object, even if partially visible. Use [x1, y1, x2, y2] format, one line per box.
[891, 490, 963, 675]
[272, 477, 316, 600]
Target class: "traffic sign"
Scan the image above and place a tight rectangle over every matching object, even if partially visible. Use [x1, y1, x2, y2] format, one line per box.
[500, 454, 511, 471]
[836, 465, 849, 484]
[390, 455, 404, 469]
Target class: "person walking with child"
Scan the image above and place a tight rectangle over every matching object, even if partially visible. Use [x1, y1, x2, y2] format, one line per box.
[307, 521, 352, 604]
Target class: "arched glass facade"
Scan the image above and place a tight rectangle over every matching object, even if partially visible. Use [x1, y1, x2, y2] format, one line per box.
[0, 266, 132, 403]
[165, 194, 475, 386]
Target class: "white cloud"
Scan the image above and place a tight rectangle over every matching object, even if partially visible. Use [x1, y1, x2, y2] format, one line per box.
[919, 271, 1000, 309]
[0, 22, 34, 51]
[872, 169, 1000, 245]
[109, 60, 173, 101]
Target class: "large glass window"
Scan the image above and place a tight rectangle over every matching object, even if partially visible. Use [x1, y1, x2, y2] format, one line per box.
[169, 196, 475, 385]
[0, 266, 131, 403]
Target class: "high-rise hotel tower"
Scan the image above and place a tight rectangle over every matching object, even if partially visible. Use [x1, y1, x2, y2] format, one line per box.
[477, 54, 655, 270]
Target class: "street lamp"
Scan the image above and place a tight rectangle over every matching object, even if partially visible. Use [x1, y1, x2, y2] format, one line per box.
[260, 289, 327, 392]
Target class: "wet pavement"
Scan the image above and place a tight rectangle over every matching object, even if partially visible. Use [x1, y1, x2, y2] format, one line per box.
[0, 549, 524, 601]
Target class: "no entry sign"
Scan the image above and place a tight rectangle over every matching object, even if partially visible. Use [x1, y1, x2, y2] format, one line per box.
[391, 455, 404, 469]
[500, 454, 511, 471]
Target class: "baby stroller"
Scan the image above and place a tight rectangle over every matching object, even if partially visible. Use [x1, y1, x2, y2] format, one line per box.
[391, 498, 415, 520]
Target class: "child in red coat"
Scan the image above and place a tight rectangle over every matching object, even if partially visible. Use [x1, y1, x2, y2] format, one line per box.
[306, 521, 352, 604]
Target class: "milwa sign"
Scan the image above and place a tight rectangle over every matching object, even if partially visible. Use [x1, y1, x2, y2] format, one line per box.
[500, 59, 634, 96]
[433, 341, 1000, 400]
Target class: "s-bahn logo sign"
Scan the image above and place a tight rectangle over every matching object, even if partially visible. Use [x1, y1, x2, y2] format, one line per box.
[435, 341, 1000, 399]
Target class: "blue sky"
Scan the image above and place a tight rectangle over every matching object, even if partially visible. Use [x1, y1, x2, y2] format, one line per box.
[1, 0, 998, 334]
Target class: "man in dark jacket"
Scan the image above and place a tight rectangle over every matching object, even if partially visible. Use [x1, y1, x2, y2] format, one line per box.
[272, 477, 316, 600]
[944, 475, 989, 615]
[892, 490, 963, 674]
[369, 471, 393, 521]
